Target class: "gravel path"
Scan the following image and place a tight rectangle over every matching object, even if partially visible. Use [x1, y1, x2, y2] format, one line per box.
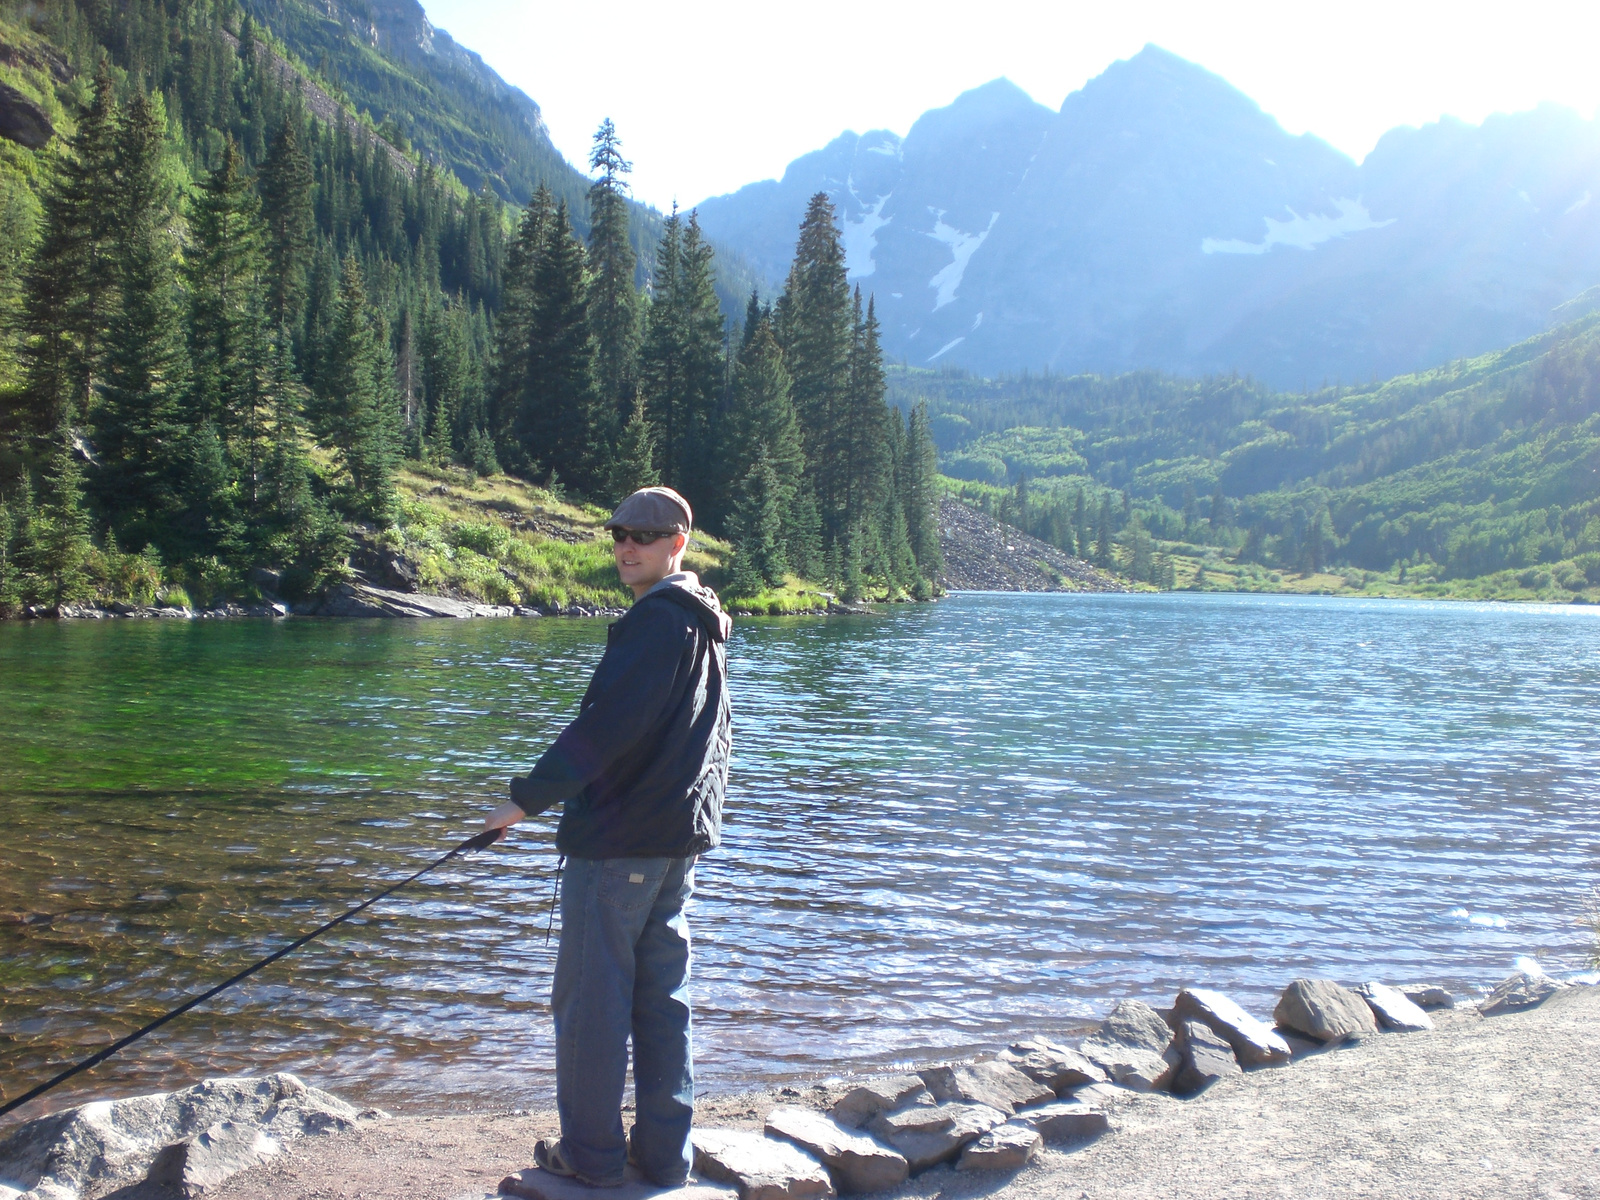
[215, 987, 1599, 1200]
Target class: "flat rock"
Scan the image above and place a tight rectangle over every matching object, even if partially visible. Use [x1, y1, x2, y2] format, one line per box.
[1007, 1100, 1112, 1144]
[1478, 971, 1570, 1016]
[1172, 988, 1292, 1067]
[827, 1075, 929, 1128]
[1358, 982, 1435, 1032]
[1400, 984, 1456, 1010]
[997, 1039, 1106, 1093]
[1275, 978, 1380, 1042]
[763, 1107, 907, 1194]
[1172, 1019, 1242, 1096]
[691, 1129, 834, 1200]
[1076, 1042, 1179, 1092]
[866, 1107, 953, 1138]
[955, 1123, 1041, 1172]
[315, 582, 515, 619]
[499, 1166, 736, 1200]
[872, 1103, 1008, 1173]
[0, 1073, 363, 1200]
[918, 1061, 1054, 1114]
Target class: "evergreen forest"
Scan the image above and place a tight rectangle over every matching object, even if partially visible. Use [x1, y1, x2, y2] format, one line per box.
[0, 0, 943, 615]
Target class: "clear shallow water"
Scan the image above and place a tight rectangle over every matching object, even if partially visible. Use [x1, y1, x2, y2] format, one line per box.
[1, 593, 1598, 1119]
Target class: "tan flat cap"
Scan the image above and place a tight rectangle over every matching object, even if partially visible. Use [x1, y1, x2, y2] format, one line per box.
[604, 486, 693, 532]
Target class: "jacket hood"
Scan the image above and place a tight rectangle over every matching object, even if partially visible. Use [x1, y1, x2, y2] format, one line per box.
[644, 572, 732, 642]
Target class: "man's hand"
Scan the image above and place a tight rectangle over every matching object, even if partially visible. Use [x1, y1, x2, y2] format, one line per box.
[484, 800, 526, 831]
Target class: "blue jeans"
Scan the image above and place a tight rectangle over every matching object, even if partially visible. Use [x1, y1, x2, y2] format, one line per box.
[552, 855, 696, 1185]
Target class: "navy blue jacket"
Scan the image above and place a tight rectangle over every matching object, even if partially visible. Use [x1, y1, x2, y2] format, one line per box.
[510, 575, 731, 859]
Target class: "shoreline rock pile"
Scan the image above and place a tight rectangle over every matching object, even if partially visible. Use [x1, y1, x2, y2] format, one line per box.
[935, 497, 1125, 594]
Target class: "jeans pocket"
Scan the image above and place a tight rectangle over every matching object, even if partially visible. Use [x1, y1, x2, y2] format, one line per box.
[597, 858, 664, 912]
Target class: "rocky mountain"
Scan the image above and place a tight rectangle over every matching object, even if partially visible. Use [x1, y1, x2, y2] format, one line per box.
[694, 45, 1600, 389]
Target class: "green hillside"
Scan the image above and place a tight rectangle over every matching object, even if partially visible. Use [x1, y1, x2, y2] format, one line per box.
[893, 313, 1600, 602]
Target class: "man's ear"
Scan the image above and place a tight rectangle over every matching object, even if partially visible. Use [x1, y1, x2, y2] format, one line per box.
[673, 532, 689, 556]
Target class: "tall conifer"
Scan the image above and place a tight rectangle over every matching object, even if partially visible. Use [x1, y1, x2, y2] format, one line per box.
[586, 119, 640, 432]
[258, 118, 314, 333]
[316, 255, 399, 523]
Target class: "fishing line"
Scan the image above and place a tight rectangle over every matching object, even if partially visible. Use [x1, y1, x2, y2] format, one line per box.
[0, 825, 507, 1121]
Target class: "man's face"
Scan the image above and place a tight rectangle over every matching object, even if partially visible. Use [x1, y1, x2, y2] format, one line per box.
[613, 528, 687, 596]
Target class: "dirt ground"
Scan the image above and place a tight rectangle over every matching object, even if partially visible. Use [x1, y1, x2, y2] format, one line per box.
[215, 986, 1600, 1200]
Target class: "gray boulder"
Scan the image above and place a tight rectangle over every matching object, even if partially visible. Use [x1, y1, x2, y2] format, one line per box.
[955, 1123, 1041, 1172]
[918, 1062, 1054, 1114]
[0, 1074, 364, 1200]
[1171, 1020, 1242, 1096]
[1399, 985, 1456, 1010]
[1274, 978, 1380, 1043]
[763, 1107, 908, 1194]
[1478, 971, 1569, 1016]
[1078, 1000, 1180, 1092]
[827, 1075, 929, 1129]
[869, 1103, 1007, 1173]
[1172, 988, 1291, 1067]
[1006, 1100, 1111, 1144]
[692, 1129, 835, 1200]
[865, 1107, 953, 1138]
[1358, 982, 1435, 1032]
[997, 1039, 1106, 1094]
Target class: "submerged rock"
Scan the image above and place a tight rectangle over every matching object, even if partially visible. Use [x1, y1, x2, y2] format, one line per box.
[0, 1073, 367, 1200]
[1274, 979, 1379, 1043]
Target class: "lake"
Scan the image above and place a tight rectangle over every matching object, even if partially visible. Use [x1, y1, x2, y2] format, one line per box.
[1, 592, 1597, 1117]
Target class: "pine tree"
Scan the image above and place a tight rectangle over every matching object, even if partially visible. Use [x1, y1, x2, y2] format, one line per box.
[841, 291, 891, 546]
[775, 194, 853, 551]
[902, 400, 942, 575]
[258, 118, 314, 333]
[515, 201, 603, 493]
[491, 186, 553, 463]
[586, 119, 640, 432]
[17, 65, 120, 439]
[95, 91, 190, 551]
[315, 254, 399, 523]
[30, 421, 94, 605]
[722, 317, 804, 533]
[609, 393, 659, 500]
[639, 206, 685, 479]
[1094, 494, 1114, 568]
[728, 449, 786, 595]
[187, 138, 266, 447]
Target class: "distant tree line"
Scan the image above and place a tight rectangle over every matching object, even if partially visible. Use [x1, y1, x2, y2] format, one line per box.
[0, 0, 940, 613]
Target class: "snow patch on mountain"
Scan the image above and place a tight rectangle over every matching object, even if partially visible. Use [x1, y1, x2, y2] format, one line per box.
[1201, 198, 1393, 255]
[928, 211, 1000, 309]
[928, 336, 966, 361]
[843, 188, 892, 280]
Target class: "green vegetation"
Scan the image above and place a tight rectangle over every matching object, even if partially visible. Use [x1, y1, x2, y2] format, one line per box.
[0, 0, 941, 615]
[896, 313, 1600, 600]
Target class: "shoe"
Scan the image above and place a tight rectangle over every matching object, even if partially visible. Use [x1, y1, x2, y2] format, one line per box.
[532, 1138, 624, 1189]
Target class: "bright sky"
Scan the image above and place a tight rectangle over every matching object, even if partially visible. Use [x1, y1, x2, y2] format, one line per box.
[417, 0, 1600, 213]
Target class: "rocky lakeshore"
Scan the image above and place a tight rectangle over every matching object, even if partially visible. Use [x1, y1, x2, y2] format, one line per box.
[934, 498, 1124, 593]
[4, 968, 1592, 1200]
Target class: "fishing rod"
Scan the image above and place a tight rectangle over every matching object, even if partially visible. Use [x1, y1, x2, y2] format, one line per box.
[0, 825, 507, 1121]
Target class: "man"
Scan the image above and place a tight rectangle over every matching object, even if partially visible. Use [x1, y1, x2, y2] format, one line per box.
[484, 485, 731, 1188]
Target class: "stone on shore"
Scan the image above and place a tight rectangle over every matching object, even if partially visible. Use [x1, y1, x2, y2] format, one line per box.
[827, 1075, 930, 1128]
[499, 1168, 736, 1200]
[1172, 1020, 1242, 1096]
[1172, 988, 1292, 1067]
[1400, 985, 1456, 1010]
[866, 1107, 953, 1138]
[1007, 1100, 1112, 1144]
[869, 1103, 1008, 1173]
[763, 1107, 908, 1194]
[692, 1129, 835, 1200]
[997, 1038, 1107, 1094]
[954, 1123, 1041, 1172]
[918, 1061, 1054, 1114]
[1275, 979, 1380, 1043]
[1478, 971, 1569, 1016]
[1079, 1000, 1181, 1092]
[1358, 982, 1435, 1032]
[0, 1073, 365, 1200]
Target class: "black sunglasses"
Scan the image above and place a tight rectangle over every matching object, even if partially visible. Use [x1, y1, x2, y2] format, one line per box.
[611, 528, 676, 545]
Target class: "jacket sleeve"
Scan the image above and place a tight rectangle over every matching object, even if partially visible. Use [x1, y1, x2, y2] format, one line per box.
[509, 601, 691, 816]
